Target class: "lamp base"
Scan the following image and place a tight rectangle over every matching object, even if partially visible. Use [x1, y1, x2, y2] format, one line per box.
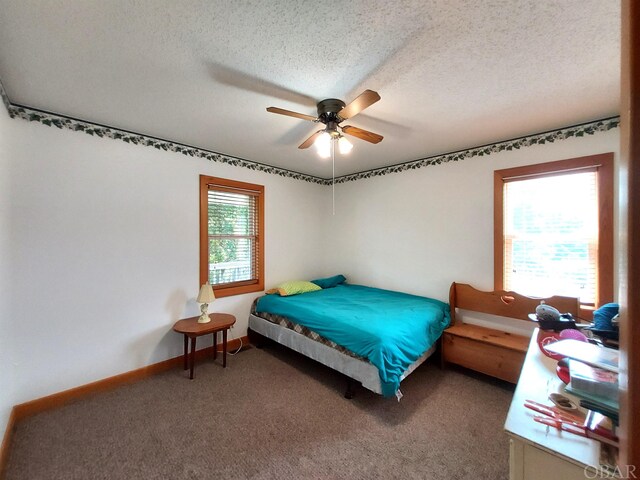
[198, 303, 211, 323]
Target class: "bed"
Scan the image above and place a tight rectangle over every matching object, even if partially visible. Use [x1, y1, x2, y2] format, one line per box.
[248, 282, 450, 399]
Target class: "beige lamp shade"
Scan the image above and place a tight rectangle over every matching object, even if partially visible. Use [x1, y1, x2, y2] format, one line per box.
[197, 284, 216, 303]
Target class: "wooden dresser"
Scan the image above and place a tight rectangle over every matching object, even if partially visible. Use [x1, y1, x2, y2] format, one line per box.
[504, 329, 610, 479]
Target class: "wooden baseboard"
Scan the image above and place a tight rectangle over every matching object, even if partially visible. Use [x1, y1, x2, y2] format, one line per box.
[12, 335, 249, 423]
[0, 408, 16, 480]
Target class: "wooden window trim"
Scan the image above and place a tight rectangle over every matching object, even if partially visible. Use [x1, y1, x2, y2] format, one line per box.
[199, 175, 265, 298]
[494, 153, 614, 319]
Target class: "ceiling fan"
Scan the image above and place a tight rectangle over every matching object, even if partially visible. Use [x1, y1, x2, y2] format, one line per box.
[266, 89, 383, 157]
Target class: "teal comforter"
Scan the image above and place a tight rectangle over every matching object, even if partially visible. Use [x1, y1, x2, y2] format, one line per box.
[256, 284, 450, 397]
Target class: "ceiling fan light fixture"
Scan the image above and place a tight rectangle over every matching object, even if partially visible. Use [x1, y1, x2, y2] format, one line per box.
[317, 145, 331, 159]
[315, 131, 332, 158]
[338, 136, 353, 155]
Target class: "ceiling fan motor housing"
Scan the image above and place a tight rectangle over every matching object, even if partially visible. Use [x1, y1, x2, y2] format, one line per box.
[317, 98, 346, 124]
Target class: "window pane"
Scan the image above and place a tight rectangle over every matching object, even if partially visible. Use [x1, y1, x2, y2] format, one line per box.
[208, 191, 255, 236]
[207, 189, 257, 287]
[504, 171, 597, 303]
[208, 238, 255, 284]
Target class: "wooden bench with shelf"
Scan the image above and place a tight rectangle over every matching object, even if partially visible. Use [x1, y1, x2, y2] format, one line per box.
[442, 282, 580, 383]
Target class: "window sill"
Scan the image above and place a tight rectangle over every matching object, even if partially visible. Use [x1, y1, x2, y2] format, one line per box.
[213, 282, 264, 298]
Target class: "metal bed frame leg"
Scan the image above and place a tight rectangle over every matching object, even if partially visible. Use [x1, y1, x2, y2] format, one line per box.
[344, 378, 357, 399]
[248, 328, 267, 349]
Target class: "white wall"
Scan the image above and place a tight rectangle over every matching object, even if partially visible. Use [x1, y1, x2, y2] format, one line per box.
[1, 115, 329, 425]
[324, 129, 620, 303]
[0, 107, 16, 442]
[0, 111, 620, 444]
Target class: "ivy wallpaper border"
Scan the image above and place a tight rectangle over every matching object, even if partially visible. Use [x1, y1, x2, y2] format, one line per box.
[0, 78, 619, 186]
[331, 116, 620, 184]
[0, 80, 326, 185]
[0, 77, 11, 113]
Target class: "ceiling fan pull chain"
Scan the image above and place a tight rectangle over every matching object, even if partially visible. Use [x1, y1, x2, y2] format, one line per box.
[332, 139, 336, 216]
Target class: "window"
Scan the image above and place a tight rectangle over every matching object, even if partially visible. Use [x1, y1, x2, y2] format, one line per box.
[494, 153, 613, 317]
[199, 175, 264, 297]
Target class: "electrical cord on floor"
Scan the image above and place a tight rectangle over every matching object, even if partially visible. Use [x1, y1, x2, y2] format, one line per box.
[228, 336, 243, 355]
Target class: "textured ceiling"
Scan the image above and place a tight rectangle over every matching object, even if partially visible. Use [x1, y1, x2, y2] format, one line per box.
[0, 0, 621, 178]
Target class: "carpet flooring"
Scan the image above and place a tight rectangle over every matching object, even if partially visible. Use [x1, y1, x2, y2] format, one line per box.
[6, 345, 514, 480]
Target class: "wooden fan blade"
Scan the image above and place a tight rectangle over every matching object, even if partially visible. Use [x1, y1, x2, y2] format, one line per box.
[299, 130, 324, 149]
[266, 107, 317, 122]
[341, 125, 383, 144]
[338, 90, 381, 120]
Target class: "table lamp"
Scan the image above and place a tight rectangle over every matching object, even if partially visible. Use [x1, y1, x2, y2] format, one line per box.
[196, 284, 215, 323]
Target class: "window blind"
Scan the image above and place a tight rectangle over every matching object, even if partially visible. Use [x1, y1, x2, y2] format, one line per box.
[207, 185, 259, 287]
[503, 170, 598, 304]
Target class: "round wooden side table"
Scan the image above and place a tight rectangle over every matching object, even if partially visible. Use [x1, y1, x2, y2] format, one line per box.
[172, 313, 236, 379]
